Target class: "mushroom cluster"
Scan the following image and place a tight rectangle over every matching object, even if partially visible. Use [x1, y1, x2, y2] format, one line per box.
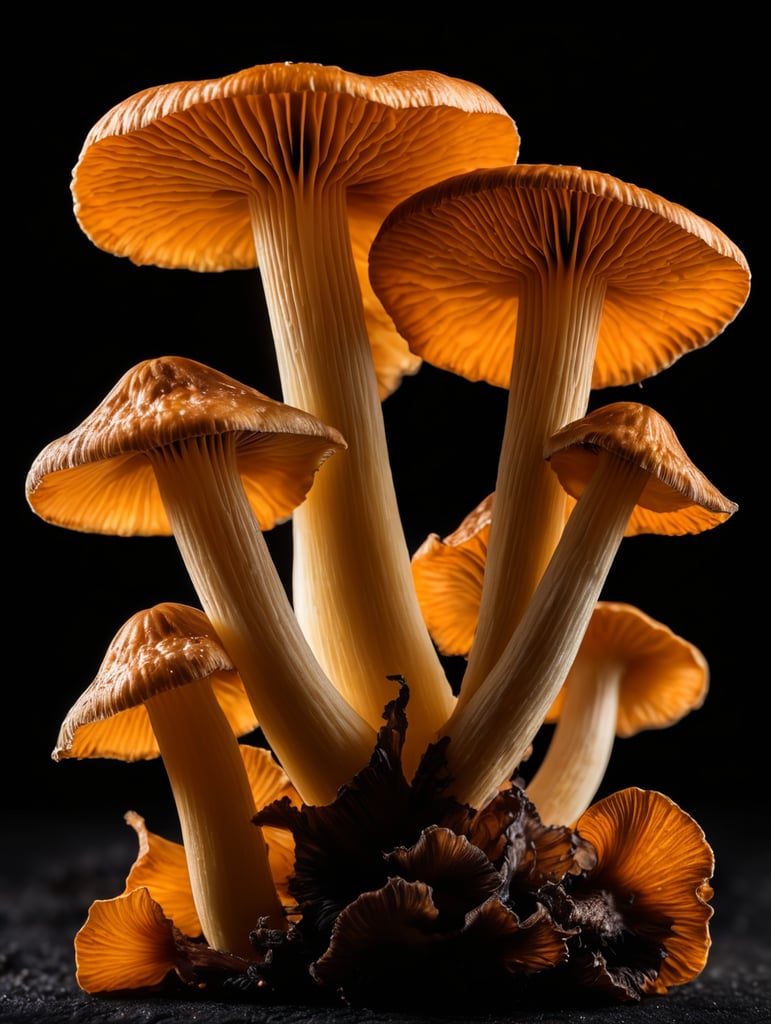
[26, 59, 750, 1011]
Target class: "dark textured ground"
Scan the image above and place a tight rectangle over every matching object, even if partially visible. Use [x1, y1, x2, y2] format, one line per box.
[1, 813, 768, 1024]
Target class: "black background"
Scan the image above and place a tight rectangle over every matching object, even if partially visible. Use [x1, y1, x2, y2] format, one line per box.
[11, 16, 765, 865]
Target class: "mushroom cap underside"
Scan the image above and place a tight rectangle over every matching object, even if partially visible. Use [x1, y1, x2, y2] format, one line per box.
[369, 163, 750, 389]
[545, 602, 709, 735]
[72, 62, 519, 274]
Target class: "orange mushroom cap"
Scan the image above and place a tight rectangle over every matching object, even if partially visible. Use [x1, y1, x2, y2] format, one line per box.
[412, 492, 578, 658]
[369, 163, 750, 390]
[411, 493, 494, 658]
[25, 355, 346, 536]
[75, 887, 180, 993]
[525, 601, 710, 825]
[72, 62, 519, 399]
[576, 788, 714, 992]
[544, 602, 709, 736]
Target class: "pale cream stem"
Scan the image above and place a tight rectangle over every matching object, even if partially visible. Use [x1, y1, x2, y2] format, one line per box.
[249, 186, 454, 773]
[457, 267, 607, 710]
[150, 435, 375, 806]
[524, 658, 621, 825]
[145, 681, 283, 956]
[443, 452, 645, 810]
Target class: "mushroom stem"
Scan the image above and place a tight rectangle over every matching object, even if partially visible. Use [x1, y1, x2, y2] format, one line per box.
[145, 681, 284, 955]
[523, 660, 620, 825]
[249, 186, 454, 769]
[442, 451, 645, 809]
[150, 433, 375, 805]
[457, 268, 606, 709]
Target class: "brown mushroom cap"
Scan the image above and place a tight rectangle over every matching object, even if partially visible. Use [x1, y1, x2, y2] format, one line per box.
[72, 62, 519, 398]
[53, 602, 256, 761]
[543, 602, 709, 737]
[369, 163, 750, 389]
[25, 355, 346, 536]
[545, 401, 738, 535]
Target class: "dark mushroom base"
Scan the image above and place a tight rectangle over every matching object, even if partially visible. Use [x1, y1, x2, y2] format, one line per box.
[3, 765, 769, 1022]
[17, 685, 753, 1017]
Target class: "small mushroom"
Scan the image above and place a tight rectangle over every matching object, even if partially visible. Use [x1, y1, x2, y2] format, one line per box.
[525, 602, 709, 825]
[440, 402, 736, 809]
[53, 602, 283, 956]
[27, 355, 375, 805]
[369, 164, 750, 711]
[71, 62, 520, 765]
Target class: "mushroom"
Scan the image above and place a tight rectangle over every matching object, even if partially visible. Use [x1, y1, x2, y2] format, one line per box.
[525, 601, 709, 825]
[71, 62, 521, 767]
[369, 163, 751, 713]
[52, 601, 283, 956]
[27, 355, 375, 805]
[439, 402, 736, 809]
